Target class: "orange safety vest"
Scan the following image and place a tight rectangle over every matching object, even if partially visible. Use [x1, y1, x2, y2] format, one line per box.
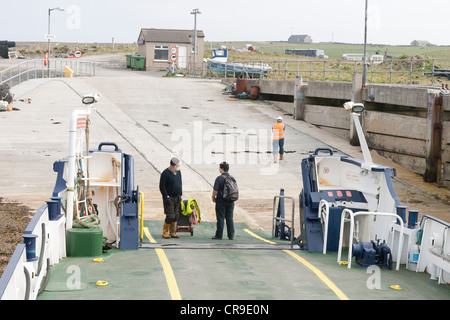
[272, 122, 285, 140]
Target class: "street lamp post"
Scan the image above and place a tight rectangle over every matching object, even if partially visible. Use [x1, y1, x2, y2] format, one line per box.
[47, 7, 64, 77]
[190, 8, 201, 77]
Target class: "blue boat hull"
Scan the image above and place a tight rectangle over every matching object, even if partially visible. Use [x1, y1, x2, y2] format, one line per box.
[207, 60, 270, 77]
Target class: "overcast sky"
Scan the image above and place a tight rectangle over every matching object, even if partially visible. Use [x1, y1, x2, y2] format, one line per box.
[2, 0, 449, 45]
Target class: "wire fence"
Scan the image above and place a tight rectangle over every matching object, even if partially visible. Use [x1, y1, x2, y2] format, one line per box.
[199, 58, 450, 87]
[0, 59, 95, 88]
[3, 57, 450, 88]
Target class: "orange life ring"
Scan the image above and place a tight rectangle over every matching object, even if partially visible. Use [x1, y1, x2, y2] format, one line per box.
[44, 53, 48, 66]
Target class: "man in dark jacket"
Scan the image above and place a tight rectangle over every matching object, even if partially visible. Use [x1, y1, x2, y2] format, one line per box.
[159, 157, 182, 238]
[211, 162, 235, 240]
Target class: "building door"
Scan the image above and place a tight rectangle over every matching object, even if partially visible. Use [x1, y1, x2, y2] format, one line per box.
[178, 46, 187, 69]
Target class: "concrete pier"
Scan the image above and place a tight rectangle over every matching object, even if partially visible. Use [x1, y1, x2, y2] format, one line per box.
[1, 64, 448, 229]
[226, 77, 450, 188]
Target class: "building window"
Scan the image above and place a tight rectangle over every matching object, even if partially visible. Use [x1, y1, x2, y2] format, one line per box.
[154, 45, 169, 61]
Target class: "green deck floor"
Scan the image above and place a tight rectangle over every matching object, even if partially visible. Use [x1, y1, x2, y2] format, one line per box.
[37, 220, 449, 300]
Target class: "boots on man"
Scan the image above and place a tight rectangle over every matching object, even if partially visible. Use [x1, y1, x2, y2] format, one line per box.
[170, 222, 179, 238]
[162, 222, 171, 239]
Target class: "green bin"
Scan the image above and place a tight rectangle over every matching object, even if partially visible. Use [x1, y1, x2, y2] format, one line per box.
[130, 55, 145, 70]
[66, 227, 103, 257]
[126, 54, 132, 68]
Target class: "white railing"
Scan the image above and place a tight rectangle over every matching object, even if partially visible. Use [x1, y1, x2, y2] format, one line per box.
[0, 59, 95, 88]
[319, 200, 330, 254]
[337, 209, 404, 271]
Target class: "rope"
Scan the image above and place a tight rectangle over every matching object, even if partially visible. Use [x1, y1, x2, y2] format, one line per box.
[73, 214, 101, 228]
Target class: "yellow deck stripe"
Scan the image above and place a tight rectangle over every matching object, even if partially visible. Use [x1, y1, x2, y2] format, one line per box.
[244, 229, 277, 244]
[143, 227, 182, 300]
[282, 250, 349, 300]
[244, 228, 349, 300]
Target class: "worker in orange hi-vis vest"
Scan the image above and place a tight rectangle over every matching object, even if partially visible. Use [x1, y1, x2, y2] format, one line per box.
[272, 116, 285, 162]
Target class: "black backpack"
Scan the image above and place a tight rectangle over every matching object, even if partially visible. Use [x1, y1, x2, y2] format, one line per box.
[222, 175, 239, 202]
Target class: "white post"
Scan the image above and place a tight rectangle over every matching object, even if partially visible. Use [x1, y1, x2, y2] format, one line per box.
[362, 0, 368, 86]
[66, 108, 92, 229]
[190, 8, 201, 77]
[351, 113, 373, 168]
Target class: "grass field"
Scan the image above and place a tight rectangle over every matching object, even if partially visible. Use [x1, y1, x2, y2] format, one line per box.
[10, 41, 450, 85]
[14, 41, 137, 58]
[206, 41, 450, 60]
[16, 40, 450, 61]
[205, 41, 450, 85]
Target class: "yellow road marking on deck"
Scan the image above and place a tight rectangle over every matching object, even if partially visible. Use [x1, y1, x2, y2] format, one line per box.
[282, 250, 349, 300]
[143, 227, 181, 300]
[244, 229, 277, 244]
[244, 228, 349, 300]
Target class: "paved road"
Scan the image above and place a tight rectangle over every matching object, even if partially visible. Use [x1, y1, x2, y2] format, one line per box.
[1, 64, 448, 233]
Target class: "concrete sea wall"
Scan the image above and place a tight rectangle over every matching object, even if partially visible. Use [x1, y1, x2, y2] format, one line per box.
[226, 76, 450, 187]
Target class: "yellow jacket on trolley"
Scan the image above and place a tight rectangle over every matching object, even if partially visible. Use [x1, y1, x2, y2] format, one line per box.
[181, 197, 201, 222]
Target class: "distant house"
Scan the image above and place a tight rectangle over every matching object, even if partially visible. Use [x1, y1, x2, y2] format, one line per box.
[288, 35, 312, 44]
[410, 40, 433, 47]
[137, 28, 205, 71]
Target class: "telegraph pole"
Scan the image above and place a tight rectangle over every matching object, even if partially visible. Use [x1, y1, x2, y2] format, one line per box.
[362, 0, 368, 86]
[190, 8, 201, 77]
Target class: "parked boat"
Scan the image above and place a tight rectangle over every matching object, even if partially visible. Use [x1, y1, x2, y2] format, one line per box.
[206, 49, 271, 78]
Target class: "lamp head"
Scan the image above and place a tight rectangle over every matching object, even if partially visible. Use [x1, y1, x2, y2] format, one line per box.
[343, 101, 365, 114]
[82, 93, 99, 105]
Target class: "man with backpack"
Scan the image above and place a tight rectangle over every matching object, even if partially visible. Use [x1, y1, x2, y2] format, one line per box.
[211, 162, 238, 240]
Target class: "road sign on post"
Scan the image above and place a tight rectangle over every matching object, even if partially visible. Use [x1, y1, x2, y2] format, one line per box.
[74, 50, 82, 58]
[169, 47, 178, 73]
[170, 46, 178, 62]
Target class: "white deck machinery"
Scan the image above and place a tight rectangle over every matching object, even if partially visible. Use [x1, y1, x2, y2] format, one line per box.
[51, 94, 141, 253]
[298, 102, 449, 283]
[0, 94, 143, 300]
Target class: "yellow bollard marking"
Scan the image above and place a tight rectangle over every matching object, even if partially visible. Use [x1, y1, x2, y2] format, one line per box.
[143, 227, 182, 300]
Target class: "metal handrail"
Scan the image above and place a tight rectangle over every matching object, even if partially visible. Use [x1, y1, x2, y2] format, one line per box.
[202, 58, 450, 86]
[0, 59, 95, 88]
[319, 200, 330, 254]
[337, 209, 404, 270]
[272, 195, 295, 249]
